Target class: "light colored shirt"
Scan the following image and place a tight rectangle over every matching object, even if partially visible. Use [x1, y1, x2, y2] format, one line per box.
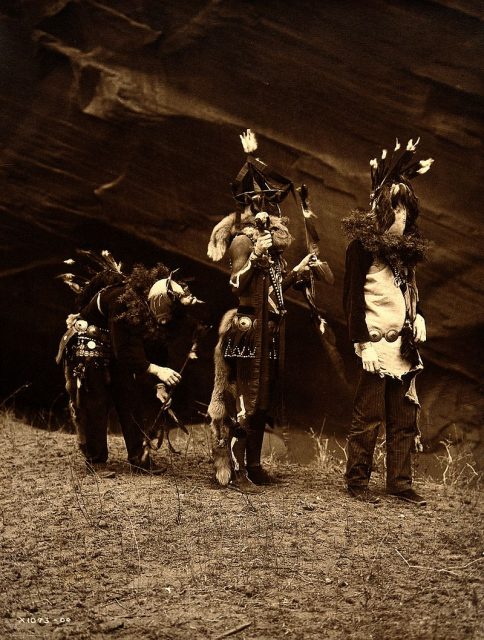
[355, 261, 411, 378]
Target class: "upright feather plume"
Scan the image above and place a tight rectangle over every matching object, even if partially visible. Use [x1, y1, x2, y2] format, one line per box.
[56, 273, 85, 293]
[57, 249, 126, 307]
[239, 128, 258, 154]
[75, 249, 122, 274]
[370, 137, 434, 206]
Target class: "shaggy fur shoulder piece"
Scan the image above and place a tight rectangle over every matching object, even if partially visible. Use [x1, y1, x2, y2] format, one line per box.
[115, 263, 171, 339]
[342, 209, 429, 268]
[207, 211, 256, 261]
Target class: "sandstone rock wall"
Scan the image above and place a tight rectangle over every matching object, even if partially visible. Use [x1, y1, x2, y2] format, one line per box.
[0, 0, 482, 443]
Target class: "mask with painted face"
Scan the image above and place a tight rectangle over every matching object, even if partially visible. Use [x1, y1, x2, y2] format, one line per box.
[148, 276, 203, 325]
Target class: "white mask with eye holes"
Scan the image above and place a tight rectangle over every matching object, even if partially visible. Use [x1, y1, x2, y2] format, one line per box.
[386, 205, 407, 237]
[387, 185, 407, 236]
[148, 277, 203, 325]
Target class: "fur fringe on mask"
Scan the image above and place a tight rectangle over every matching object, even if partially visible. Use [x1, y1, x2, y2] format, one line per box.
[342, 208, 429, 271]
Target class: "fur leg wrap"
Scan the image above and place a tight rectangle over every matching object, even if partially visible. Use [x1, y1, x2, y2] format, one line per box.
[208, 309, 238, 486]
[212, 428, 232, 486]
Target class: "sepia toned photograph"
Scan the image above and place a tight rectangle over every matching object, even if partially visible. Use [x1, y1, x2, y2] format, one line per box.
[0, 1, 482, 638]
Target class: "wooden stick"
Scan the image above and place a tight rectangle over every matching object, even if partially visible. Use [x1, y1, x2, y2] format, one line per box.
[215, 621, 252, 640]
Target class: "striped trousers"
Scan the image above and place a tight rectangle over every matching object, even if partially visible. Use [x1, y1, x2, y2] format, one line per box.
[345, 371, 418, 493]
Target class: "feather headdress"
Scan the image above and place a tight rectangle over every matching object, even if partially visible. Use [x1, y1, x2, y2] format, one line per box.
[369, 138, 434, 207]
[57, 249, 126, 308]
[58, 249, 123, 290]
[208, 129, 295, 261]
[232, 128, 294, 210]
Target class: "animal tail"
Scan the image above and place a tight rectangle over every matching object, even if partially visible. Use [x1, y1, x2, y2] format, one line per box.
[208, 309, 237, 486]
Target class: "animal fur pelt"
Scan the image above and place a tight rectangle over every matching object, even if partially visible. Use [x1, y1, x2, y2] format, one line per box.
[207, 211, 293, 262]
[207, 308, 238, 486]
[207, 211, 255, 262]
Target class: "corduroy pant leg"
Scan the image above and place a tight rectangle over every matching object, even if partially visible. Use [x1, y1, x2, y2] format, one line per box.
[385, 375, 417, 493]
[345, 371, 386, 488]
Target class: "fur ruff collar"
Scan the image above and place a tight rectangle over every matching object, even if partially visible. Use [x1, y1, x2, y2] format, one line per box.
[342, 209, 428, 270]
[115, 263, 172, 341]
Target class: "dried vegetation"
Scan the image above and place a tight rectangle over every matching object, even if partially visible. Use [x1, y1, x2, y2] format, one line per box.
[0, 412, 482, 639]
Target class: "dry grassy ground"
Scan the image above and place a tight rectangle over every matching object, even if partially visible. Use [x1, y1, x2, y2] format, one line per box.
[0, 413, 482, 640]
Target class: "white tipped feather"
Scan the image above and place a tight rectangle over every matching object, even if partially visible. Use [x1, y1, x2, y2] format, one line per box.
[101, 249, 122, 272]
[302, 207, 317, 219]
[406, 137, 420, 151]
[239, 128, 258, 154]
[417, 157, 434, 174]
[416, 165, 431, 174]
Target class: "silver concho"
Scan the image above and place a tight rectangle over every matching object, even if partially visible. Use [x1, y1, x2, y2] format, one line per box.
[369, 328, 382, 342]
[368, 328, 400, 343]
[74, 319, 88, 332]
[87, 340, 96, 350]
[236, 315, 253, 332]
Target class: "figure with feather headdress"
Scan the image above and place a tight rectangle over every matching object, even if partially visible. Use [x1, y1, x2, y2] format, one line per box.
[56, 250, 203, 475]
[207, 130, 323, 493]
[342, 138, 433, 506]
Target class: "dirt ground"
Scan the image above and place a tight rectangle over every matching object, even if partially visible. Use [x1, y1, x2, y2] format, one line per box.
[0, 413, 482, 640]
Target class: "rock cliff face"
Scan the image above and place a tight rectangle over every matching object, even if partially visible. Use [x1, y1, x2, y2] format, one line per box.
[0, 1, 482, 443]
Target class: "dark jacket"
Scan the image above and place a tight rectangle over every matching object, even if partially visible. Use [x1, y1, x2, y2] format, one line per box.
[343, 238, 424, 345]
[343, 239, 373, 344]
[81, 285, 167, 375]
